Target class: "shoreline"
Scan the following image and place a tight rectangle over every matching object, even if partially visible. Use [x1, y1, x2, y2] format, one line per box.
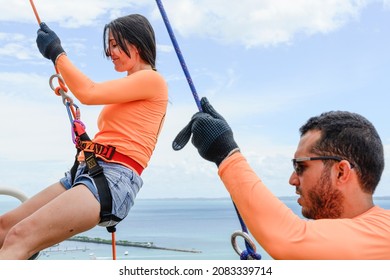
[68, 235, 202, 254]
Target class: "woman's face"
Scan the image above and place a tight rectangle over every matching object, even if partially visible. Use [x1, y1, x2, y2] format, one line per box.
[108, 32, 137, 74]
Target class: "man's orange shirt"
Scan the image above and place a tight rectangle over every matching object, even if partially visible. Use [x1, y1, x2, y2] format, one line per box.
[219, 152, 390, 259]
[56, 55, 168, 170]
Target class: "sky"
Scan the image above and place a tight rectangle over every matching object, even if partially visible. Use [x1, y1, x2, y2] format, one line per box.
[0, 0, 390, 201]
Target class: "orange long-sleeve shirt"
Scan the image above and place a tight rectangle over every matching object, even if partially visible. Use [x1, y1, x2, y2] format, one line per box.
[219, 152, 390, 259]
[56, 55, 168, 169]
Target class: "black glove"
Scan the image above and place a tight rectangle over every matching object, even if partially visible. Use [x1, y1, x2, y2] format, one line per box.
[36, 22, 65, 64]
[173, 97, 239, 166]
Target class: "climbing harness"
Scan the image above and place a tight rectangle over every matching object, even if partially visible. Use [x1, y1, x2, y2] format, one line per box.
[29, 0, 120, 260]
[71, 120, 122, 227]
[156, 0, 261, 260]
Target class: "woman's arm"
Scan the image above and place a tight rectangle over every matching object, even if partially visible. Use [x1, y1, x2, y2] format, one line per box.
[56, 55, 165, 105]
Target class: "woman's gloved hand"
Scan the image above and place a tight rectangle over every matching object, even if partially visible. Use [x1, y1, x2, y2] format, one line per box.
[36, 22, 65, 64]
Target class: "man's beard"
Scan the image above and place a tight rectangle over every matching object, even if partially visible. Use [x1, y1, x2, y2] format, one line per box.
[302, 167, 345, 219]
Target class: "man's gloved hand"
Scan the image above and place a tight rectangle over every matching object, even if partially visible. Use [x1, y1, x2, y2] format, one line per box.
[173, 97, 239, 166]
[36, 22, 65, 64]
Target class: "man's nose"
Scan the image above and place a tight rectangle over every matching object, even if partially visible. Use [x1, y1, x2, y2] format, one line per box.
[289, 171, 299, 186]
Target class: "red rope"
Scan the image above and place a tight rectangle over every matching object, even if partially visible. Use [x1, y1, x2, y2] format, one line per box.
[111, 232, 117, 260]
[29, 0, 41, 24]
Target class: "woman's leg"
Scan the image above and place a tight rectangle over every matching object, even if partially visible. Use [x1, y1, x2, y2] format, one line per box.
[0, 183, 100, 259]
[0, 182, 66, 247]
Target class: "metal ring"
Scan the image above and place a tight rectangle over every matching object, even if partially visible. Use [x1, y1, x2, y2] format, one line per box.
[49, 74, 65, 91]
[49, 74, 74, 105]
[231, 230, 257, 257]
[0, 187, 28, 203]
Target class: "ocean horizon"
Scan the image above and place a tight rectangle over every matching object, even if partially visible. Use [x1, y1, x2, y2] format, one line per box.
[1, 196, 389, 260]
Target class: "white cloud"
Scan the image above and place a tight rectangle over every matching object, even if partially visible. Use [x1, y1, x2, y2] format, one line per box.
[1, 0, 378, 48]
[157, 44, 174, 53]
[0, 32, 39, 60]
[0, 0, 152, 27]
[0, 71, 47, 98]
[154, 0, 372, 47]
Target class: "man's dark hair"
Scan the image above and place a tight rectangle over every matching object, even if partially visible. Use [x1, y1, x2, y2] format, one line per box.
[103, 14, 156, 69]
[300, 111, 384, 194]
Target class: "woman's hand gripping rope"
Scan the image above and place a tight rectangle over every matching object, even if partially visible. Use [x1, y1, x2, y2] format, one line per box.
[36, 22, 66, 64]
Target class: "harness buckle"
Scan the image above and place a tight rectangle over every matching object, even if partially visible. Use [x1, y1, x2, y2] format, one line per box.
[85, 155, 103, 177]
[88, 166, 104, 178]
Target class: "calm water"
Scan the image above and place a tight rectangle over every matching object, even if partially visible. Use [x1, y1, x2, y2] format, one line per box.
[0, 197, 389, 260]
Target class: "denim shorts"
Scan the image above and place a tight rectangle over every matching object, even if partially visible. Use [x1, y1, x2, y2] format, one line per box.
[60, 160, 143, 222]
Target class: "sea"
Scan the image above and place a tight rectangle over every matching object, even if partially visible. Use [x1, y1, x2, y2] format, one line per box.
[0, 197, 389, 260]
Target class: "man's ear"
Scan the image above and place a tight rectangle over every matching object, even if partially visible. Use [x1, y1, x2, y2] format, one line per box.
[336, 160, 353, 182]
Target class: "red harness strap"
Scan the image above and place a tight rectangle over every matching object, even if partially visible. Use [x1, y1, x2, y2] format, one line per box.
[108, 151, 144, 175]
[76, 139, 144, 175]
[74, 122, 144, 175]
[76, 140, 116, 160]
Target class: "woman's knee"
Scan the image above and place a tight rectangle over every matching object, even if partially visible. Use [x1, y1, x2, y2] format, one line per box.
[0, 223, 34, 259]
[2, 221, 30, 248]
[0, 219, 41, 260]
[0, 215, 6, 246]
[0, 209, 23, 242]
[0, 214, 14, 247]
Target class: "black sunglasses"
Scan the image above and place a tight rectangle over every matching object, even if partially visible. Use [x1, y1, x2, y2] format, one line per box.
[292, 156, 355, 175]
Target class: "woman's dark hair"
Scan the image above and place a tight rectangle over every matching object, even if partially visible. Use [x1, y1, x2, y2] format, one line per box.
[103, 14, 156, 69]
[300, 111, 384, 194]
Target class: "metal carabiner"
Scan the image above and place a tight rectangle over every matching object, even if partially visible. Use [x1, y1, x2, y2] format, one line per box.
[231, 230, 258, 259]
[49, 73, 64, 92]
[49, 74, 73, 106]
[58, 88, 74, 106]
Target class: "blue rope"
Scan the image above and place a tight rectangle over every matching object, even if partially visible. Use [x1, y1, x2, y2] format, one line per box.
[156, 0, 260, 260]
[233, 203, 262, 260]
[155, 0, 202, 112]
[65, 102, 76, 125]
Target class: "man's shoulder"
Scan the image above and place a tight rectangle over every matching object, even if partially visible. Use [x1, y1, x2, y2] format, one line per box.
[364, 205, 390, 219]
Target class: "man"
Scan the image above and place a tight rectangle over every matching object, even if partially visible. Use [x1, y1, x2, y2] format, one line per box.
[173, 97, 390, 259]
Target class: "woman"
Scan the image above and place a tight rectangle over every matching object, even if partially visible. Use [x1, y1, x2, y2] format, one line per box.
[0, 14, 168, 259]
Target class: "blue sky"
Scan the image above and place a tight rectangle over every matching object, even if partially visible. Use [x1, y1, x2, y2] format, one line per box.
[0, 0, 390, 200]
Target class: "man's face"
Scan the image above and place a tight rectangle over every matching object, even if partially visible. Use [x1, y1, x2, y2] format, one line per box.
[289, 130, 344, 219]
